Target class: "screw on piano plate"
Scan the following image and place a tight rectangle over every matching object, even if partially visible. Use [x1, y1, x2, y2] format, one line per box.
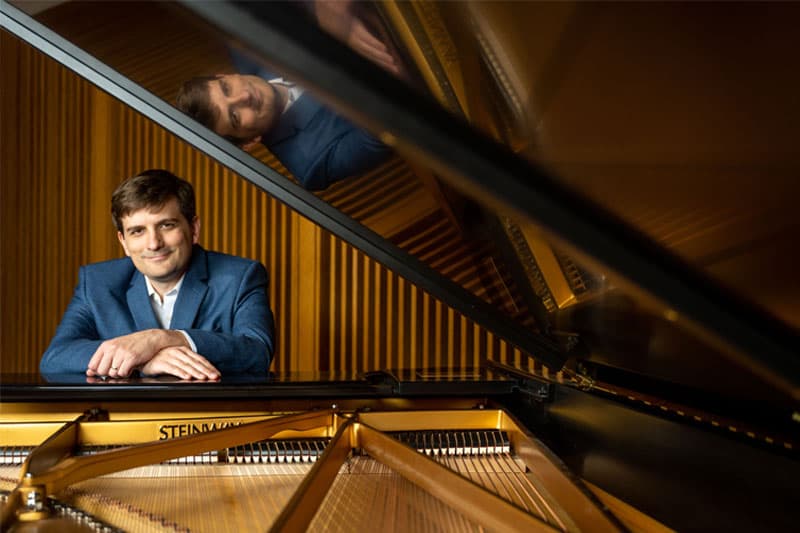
[25, 488, 44, 512]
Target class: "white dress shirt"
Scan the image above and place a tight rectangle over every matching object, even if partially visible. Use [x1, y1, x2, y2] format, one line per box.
[145, 275, 197, 352]
[270, 77, 304, 113]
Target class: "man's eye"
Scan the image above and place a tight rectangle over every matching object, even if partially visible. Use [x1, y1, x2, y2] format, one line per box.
[129, 229, 143, 236]
[232, 112, 239, 128]
[160, 222, 176, 229]
[221, 81, 230, 96]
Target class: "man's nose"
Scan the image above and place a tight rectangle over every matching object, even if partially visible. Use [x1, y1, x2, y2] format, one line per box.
[146, 229, 163, 250]
[228, 89, 250, 106]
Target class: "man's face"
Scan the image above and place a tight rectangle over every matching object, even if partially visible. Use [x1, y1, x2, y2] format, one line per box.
[117, 197, 200, 292]
[207, 74, 278, 145]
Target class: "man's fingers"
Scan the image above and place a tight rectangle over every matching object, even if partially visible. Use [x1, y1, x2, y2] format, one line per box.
[352, 22, 385, 51]
[176, 358, 217, 380]
[87, 341, 124, 376]
[114, 358, 134, 378]
[92, 351, 116, 377]
[94, 349, 124, 377]
[86, 330, 172, 376]
[86, 345, 106, 375]
[359, 44, 398, 74]
[360, 46, 396, 69]
[351, 25, 396, 67]
[169, 347, 219, 379]
[148, 359, 192, 380]
[184, 357, 220, 380]
[145, 347, 220, 380]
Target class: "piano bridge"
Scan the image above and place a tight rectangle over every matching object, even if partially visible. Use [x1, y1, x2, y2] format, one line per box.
[0, 405, 629, 532]
[1, 0, 797, 531]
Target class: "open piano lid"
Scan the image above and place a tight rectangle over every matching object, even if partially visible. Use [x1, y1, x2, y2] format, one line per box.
[2, 1, 798, 408]
[2, 3, 800, 531]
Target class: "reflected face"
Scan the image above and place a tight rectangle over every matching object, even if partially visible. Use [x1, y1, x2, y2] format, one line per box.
[117, 197, 200, 294]
[207, 74, 278, 144]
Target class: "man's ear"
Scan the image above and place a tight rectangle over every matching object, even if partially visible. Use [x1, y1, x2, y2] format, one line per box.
[241, 136, 262, 151]
[117, 232, 131, 257]
[191, 217, 201, 245]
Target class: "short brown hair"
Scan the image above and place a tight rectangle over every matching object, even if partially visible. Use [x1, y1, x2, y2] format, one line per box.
[111, 169, 196, 232]
[176, 76, 247, 145]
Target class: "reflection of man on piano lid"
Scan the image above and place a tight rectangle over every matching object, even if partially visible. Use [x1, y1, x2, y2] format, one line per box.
[175, 0, 399, 191]
[40, 170, 275, 379]
[176, 71, 392, 191]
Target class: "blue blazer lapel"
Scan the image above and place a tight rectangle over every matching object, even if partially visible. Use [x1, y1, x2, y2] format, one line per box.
[170, 246, 209, 330]
[126, 272, 160, 330]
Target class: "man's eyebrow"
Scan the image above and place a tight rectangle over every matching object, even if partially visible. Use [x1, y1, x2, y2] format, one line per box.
[124, 224, 144, 234]
[209, 79, 229, 130]
[216, 78, 238, 125]
[124, 218, 180, 232]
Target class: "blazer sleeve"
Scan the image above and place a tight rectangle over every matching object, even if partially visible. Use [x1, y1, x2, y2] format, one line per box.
[40, 267, 105, 374]
[301, 127, 392, 191]
[185, 261, 275, 374]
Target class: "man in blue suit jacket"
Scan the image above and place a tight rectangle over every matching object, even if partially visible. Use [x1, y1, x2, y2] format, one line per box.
[40, 170, 275, 379]
[176, 72, 391, 191]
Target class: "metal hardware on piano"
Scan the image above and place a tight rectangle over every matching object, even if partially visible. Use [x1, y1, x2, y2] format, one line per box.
[2, 1, 798, 531]
[1, 378, 629, 532]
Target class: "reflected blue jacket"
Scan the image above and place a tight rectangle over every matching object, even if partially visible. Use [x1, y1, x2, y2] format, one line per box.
[231, 48, 392, 190]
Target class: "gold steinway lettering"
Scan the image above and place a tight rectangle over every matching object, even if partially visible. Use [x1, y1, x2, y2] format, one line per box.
[158, 420, 243, 440]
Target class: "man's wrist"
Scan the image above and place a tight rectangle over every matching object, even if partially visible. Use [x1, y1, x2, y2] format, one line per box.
[176, 330, 197, 352]
[152, 329, 191, 349]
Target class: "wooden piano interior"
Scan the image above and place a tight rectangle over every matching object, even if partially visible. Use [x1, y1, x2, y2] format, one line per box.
[1, 395, 650, 532]
[2, 1, 798, 532]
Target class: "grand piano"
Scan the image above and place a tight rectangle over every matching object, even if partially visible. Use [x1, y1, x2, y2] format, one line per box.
[1, 1, 798, 531]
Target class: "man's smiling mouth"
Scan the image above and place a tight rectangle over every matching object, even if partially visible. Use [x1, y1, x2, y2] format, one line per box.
[144, 251, 171, 261]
